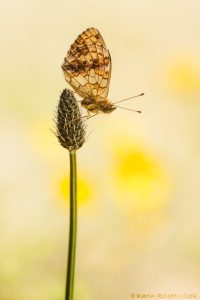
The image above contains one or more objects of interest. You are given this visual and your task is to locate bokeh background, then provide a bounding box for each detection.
[1,0,200,299]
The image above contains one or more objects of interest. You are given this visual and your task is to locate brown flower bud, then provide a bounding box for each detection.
[56,89,86,151]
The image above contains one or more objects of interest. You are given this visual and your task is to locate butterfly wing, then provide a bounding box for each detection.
[62,27,111,102]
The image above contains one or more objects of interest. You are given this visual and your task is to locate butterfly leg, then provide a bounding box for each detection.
[84,112,100,121]
[65,110,99,127]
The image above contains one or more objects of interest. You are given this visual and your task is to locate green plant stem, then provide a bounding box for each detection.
[65,151,77,300]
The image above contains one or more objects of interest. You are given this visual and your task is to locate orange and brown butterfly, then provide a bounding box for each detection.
[62,27,116,114]
[62,27,143,114]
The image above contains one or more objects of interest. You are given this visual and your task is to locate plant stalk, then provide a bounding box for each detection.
[65,151,77,300]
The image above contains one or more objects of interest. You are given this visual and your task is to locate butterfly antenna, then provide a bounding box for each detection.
[116,105,142,113]
[113,93,144,104]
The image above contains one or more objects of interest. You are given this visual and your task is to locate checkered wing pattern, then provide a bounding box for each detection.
[62,27,111,102]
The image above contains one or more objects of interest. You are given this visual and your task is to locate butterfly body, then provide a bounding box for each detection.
[62,27,113,114]
[81,97,116,113]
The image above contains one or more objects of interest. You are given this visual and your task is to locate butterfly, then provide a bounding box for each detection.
[62,27,143,114]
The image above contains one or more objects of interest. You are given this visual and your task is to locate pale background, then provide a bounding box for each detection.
[1,0,200,299]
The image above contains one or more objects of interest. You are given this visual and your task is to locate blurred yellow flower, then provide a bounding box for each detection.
[166,57,200,95]
[111,139,170,215]
[57,172,94,207]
